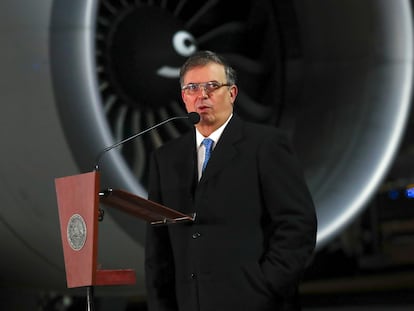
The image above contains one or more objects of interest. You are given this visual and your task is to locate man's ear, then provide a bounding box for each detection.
[230,85,238,103]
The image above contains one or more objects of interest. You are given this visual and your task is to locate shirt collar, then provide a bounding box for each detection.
[196,114,233,148]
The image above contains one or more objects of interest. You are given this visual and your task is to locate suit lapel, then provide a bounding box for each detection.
[199,115,244,183]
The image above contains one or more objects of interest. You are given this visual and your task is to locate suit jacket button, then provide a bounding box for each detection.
[192,232,201,239]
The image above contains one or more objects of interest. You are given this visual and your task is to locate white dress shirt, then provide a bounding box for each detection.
[196,114,233,179]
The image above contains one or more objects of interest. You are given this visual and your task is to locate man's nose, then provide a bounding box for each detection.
[198,87,209,97]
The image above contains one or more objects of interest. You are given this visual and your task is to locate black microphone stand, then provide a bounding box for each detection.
[86,286,95,311]
[94,113,199,171]
[85,113,199,310]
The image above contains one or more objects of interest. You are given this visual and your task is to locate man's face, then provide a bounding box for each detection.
[181,63,237,130]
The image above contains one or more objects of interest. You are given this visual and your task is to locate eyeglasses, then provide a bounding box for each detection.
[181,81,231,95]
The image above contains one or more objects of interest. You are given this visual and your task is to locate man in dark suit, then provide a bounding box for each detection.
[145,50,317,311]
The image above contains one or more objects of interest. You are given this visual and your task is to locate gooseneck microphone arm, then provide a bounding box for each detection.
[94,112,200,171]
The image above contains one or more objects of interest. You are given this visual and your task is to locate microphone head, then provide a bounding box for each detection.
[188,112,200,124]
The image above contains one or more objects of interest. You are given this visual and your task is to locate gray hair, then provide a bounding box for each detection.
[179,50,237,87]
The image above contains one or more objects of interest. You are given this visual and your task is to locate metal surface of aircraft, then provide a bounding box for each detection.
[1,0,413,304]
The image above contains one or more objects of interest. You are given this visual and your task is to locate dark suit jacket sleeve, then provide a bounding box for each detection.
[258,132,317,298]
[145,152,178,311]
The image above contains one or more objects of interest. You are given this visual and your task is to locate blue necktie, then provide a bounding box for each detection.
[202,138,214,172]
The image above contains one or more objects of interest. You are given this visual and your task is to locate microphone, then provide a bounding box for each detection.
[94,112,200,170]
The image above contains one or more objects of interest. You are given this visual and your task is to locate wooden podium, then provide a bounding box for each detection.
[55,171,195,309]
